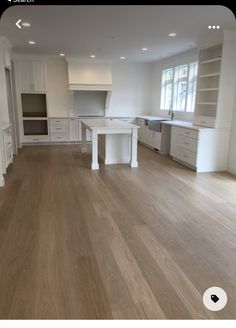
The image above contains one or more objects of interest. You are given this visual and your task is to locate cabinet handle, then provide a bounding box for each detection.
[55,128,62,130]
[184,141,189,145]
[185,131,190,135]
[33,138,40,141]
[183,154,188,158]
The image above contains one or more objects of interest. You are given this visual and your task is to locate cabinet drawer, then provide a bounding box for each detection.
[50,125,68,133]
[49,119,68,126]
[177,127,199,140]
[6,146,13,161]
[175,147,197,167]
[50,133,68,142]
[23,135,49,143]
[179,135,198,153]
[3,133,12,148]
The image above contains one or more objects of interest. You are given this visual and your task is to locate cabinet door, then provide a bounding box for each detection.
[16,60,33,91]
[170,127,179,157]
[69,118,78,141]
[32,60,46,92]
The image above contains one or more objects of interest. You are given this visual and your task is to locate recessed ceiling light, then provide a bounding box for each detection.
[216,25,220,29]
[208,25,212,29]
[22,22,31,27]
[60,53,65,56]
[168,33,176,37]
[142,47,148,51]
[90,54,96,58]
[120,56,125,59]
[28,41,36,45]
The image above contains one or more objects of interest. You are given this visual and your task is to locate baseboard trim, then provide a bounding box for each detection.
[104,157,130,165]
[22,141,91,146]
[227,165,236,175]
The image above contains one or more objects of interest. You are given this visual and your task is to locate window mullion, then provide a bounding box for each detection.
[185,64,190,112]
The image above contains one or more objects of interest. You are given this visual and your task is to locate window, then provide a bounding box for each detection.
[160,61,198,112]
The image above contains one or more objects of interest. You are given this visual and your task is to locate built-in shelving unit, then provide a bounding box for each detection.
[193,44,222,127]
[21,93,49,139]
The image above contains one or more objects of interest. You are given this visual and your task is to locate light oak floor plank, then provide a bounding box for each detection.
[0,144,236,319]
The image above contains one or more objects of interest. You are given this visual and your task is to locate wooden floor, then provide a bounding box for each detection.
[0,144,236,319]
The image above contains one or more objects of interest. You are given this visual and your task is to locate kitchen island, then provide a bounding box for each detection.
[80,118,139,170]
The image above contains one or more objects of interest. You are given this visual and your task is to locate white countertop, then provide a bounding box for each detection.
[162,120,213,130]
[80,118,139,130]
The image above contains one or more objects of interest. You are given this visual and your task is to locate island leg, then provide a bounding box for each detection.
[131,128,138,168]
[81,124,87,153]
[91,131,99,170]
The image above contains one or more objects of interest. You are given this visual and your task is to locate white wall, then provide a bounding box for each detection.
[227,91,236,175]
[46,58,69,117]
[47,59,152,117]
[150,48,198,121]
[108,63,152,116]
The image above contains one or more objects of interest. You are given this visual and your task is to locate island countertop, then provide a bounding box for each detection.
[80,118,139,130]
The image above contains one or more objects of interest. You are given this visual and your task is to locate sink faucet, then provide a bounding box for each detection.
[168,107,174,120]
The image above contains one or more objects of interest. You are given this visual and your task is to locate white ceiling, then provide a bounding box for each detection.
[0,5,235,63]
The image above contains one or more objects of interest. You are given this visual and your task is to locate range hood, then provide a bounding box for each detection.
[67,59,112,91]
[67,59,112,116]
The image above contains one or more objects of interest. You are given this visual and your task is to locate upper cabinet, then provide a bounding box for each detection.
[15,59,47,92]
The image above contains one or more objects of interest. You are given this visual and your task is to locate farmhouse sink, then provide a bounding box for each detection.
[148,119,169,132]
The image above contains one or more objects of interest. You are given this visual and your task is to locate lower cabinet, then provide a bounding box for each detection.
[49,118,69,142]
[2,126,13,171]
[137,118,162,150]
[170,126,229,172]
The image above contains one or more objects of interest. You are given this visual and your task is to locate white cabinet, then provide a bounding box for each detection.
[137,118,161,150]
[170,127,198,167]
[69,118,79,141]
[170,125,229,172]
[49,118,69,142]
[15,59,46,92]
[2,126,13,171]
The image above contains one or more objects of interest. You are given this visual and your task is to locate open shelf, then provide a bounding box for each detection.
[193,43,222,127]
[198,88,218,92]
[199,73,220,78]
[197,102,217,105]
[21,93,47,118]
[200,57,222,64]
[23,117,48,120]
[23,120,48,136]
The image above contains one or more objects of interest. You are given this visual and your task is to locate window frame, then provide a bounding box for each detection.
[160,61,198,113]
